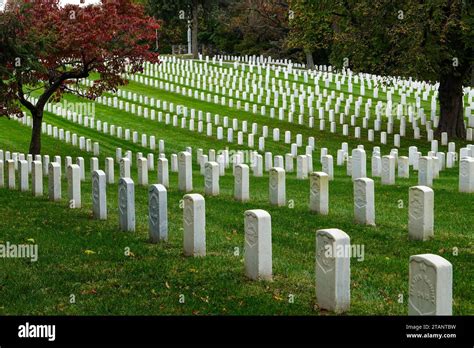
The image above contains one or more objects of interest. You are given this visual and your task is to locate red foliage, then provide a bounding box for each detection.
[2,0,160,115]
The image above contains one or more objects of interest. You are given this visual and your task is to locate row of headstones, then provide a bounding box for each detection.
[11,113,100,156]
[129,68,418,135]
[128,66,474,145]
[14,89,472,191]
[207,53,305,68]
[0,153,454,315]
[151,56,448,112]
[119,178,453,315]
[139,61,437,126]
[75,79,324,158]
[193,54,473,129]
[0,147,169,190]
[90,77,324,150]
[170,151,448,241]
[108,173,457,317]
[1,144,453,241]
[342,145,474,191]
[94,65,469,167]
[32,95,167,153]
[142,57,474,132]
[208,53,459,100]
[203,54,474,120]
[84,75,473,185]
[63,78,315,160]
[97,74,421,166]
[2,134,471,204]
[174,55,474,133]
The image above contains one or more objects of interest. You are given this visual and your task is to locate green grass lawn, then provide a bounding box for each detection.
[0,65,473,315]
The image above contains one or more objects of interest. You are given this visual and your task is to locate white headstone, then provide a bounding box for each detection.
[381,155,396,185]
[67,164,81,208]
[408,254,452,315]
[459,158,474,193]
[19,160,29,192]
[408,185,434,241]
[48,162,61,201]
[234,164,249,202]
[321,155,334,180]
[7,160,15,189]
[183,193,206,257]
[316,228,351,313]
[31,161,43,196]
[244,209,272,281]
[157,158,169,188]
[309,172,329,215]
[105,158,114,184]
[351,148,366,180]
[149,184,168,242]
[137,157,148,186]
[178,151,193,192]
[297,155,308,179]
[418,156,433,187]
[269,167,286,206]
[204,161,219,196]
[118,177,135,232]
[92,170,107,220]
[398,156,410,178]
[119,158,131,179]
[354,178,375,225]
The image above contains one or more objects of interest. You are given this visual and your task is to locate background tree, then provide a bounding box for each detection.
[146,0,188,54]
[147,0,224,58]
[0,0,159,155]
[147,0,292,58]
[287,0,335,69]
[329,0,473,139]
[227,0,290,57]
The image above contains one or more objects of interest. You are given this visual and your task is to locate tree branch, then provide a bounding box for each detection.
[16,73,36,114]
[37,64,93,110]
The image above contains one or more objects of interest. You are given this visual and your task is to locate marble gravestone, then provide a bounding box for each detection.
[408,254,452,315]
[178,151,193,192]
[148,184,168,242]
[244,209,272,281]
[183,193,206,257]
[118,177,135,232]
[353,178,375,225]
[234,164,250,202]
[309,172,329,215]
[316,228,351,313]
[408,186,434,241]
[269,167,286,206]
[92,170,107,220]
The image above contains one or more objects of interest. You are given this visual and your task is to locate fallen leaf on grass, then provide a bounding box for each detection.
[80,289,97,295]
[273,294,284,301]
[84,250,96,255]
[200,296,209,303]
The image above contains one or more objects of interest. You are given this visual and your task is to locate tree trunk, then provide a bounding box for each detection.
[29,109,43,155]
[436,72,466,139]
[192,0,199,59]
[305,50,315,70]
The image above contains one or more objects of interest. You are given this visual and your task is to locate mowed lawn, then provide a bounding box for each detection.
[0,70,473,315]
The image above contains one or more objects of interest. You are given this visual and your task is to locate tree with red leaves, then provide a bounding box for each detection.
[0,0,159,154]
